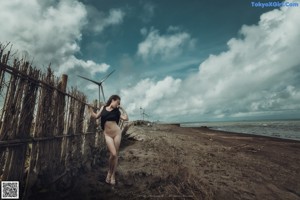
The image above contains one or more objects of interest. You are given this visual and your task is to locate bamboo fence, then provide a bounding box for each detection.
[0,43,105,199]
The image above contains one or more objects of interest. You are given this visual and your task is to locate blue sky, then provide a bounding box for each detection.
[78,0,276,80]
[1,0,300,122]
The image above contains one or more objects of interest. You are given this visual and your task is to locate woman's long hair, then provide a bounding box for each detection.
[105,95,121,106]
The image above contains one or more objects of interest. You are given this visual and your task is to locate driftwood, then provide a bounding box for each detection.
[0,43,105,199]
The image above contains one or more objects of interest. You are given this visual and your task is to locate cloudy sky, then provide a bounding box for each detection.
[1,0,300,122]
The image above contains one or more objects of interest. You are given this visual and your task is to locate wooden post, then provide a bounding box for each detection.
[54,74,67,176]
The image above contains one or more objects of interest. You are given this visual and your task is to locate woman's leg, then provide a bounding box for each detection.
[110,132,122,183]
[104,134,117,183]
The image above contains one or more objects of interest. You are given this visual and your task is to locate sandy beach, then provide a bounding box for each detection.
[31,123,300,200]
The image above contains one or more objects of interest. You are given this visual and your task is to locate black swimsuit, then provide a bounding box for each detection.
[100,106,121,130]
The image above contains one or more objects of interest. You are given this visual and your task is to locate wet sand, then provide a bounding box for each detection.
[35,123,300,200]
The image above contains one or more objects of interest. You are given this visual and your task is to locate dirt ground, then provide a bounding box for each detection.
[32,123,300,200]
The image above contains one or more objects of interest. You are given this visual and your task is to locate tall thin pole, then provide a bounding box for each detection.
[98,86,101,107]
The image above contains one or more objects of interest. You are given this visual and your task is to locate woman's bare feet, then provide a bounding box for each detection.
[110,175,116,185]
[105,172,111,184]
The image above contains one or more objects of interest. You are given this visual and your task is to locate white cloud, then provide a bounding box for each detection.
[86,7,125,33]
[167,26,181,32]
[60,56,110,75]
[140,2,155,23]
[137,27,195,60]
[123,5,300,122]
[120,76,181,118]
[140,27,148,36]
[0,0,118,78]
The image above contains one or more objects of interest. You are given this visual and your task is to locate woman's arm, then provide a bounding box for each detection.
[119,106,129,121]
[88,105,103,119]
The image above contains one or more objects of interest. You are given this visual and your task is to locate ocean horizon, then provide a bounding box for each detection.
[180,119,300,141]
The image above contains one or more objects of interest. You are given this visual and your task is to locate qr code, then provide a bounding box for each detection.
[1,181,19,199]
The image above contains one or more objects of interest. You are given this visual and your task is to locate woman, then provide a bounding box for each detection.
[88,95,128,185]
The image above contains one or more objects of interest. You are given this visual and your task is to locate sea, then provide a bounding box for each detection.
[180,119,300,141]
